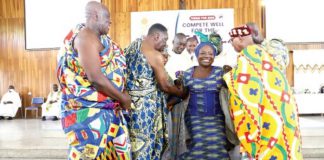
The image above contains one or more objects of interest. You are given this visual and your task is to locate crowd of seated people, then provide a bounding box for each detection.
[0,84,61,120]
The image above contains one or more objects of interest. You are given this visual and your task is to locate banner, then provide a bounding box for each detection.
[131,9,237,67]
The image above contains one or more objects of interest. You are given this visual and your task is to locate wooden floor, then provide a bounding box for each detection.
[0,115,323,159]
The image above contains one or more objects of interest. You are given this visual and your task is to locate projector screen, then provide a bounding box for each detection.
[24,0,100,50]
[265,0,324,43]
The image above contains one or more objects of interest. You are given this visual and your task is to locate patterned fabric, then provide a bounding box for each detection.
[58,24,126,110]
[57,24,131,159]
[125,38,168,160]
[261,39,289,73]
[194,31,223,55]
[63,108,131,160]
[168,99,189,160]
[162,72,189,160]
[223,45,303,160]
[180,66,229,160]
[229,25,252,37]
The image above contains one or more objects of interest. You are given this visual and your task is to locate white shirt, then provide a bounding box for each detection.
[182,49,199,67]
[212,44,238,67]
[165,50,196,80]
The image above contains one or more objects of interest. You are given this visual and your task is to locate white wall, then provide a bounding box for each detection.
[265,0,324,43]
[25,0,100,50]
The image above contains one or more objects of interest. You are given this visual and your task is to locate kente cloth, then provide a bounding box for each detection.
[223,45,303,160]
[180,66,229,160]
[41,91,62,117]
[124,38,168,160]
[57,23,131,160]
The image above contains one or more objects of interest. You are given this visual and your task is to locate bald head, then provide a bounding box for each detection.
[8,85,14,90]
[146,23,169,52]
[85,1,111,35]
[174,33,186,40]
[186,36,198,54]
[172,33,187,54]
[52,84,59,92]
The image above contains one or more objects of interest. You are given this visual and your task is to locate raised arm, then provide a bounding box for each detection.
[149,50,183,97]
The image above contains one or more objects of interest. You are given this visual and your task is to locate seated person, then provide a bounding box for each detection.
[320,85,324,93]
[0,85,22,120]
[41,84,61,121]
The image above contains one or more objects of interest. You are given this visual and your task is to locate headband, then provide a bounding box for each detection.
[194,31,221,57]
[194,42,218,58]
[229,25,252,37]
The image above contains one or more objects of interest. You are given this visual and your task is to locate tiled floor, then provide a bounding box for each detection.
[0,115,323,159]
[0,119,67,149]
[0,119,67,159]
[299,115,324,159]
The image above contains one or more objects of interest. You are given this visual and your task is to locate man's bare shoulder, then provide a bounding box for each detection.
[76,28,97,42]
[74,28,101,50]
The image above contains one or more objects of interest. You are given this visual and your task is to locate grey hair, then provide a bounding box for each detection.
[246,22,264,44]
[85,1,107,20]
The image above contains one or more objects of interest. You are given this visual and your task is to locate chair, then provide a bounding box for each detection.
[25,97,44,119]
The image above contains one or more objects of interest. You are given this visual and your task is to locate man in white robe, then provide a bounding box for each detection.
[166,33,195,79]
[41,84,61,121]
[0,85,21,120]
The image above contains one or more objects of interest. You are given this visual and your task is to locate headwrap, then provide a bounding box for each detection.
[194,42,218,58]
[229,25,252,37]
[194,31,221,57]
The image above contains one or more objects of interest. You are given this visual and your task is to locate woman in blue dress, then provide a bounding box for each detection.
[180,42,229,160]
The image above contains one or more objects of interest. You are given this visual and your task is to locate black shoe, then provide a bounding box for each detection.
[7,117,13,120]
[42,116,46,121]
[52,116,59,121]
[0,116,4,120]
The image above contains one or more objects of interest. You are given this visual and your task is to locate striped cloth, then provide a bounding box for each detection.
[180,66,229,160]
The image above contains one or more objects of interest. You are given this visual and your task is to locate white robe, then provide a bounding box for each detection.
[41,91,62,118]
[0,90,22,117]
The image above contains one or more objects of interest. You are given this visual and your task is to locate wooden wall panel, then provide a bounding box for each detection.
[0,0,59,118]
[286,51,294,87]
[3,0,319,118]
[185,0,263,27]
[285,43,324,87]
[287,43,324,51]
